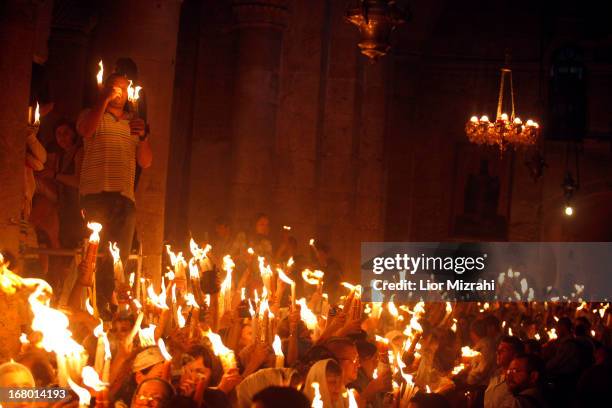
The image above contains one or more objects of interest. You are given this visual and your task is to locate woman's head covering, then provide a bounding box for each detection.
[235,367,296,408]
[303,359,347,408]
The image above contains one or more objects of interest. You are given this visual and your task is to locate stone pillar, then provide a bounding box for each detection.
[229,0,289,229]
[91,0,181,280]
[0,0,37,362]
[0,1,36,257]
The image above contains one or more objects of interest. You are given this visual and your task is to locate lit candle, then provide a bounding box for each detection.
[78,222,102,287]
[96,60,104,89]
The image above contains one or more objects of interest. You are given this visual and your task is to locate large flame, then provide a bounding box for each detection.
[345,389,358,408]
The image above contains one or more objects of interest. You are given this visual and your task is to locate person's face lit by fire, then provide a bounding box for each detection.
[133,380,172,408]
[215,223,230,239]
[326,370,343,404]
[55,124,76,151]
[360,352,378,378]
[106,76,129,109]
[335,345,360,385]
[255,216,270,236]
[496,341,516,369]
[506,358,537,394]
[111,319,132,342]
[239,325,253,348]
[179,357,211,397]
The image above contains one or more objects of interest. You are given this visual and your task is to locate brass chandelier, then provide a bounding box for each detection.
[465,62,540,150]
[346,0,408,61]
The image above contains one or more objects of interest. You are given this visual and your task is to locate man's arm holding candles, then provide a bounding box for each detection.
[77,85,119,138]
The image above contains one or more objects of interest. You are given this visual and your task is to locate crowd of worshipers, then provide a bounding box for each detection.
[2,256,611,408]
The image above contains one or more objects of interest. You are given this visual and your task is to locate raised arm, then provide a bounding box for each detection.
[77,86,119,138]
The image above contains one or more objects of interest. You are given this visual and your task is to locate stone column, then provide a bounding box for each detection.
[91,0,181,280]
[0,1,36,257]
[229,0,289,229]
[0,0,37,362]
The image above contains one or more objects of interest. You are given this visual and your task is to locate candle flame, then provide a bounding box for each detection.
[309,238,315,246]
[297,298,318,330]
[189,239,211,260]
[81,366,108,392]
[272,335,283,357]
[127,80,142,103]
[345,389,358,408]
[87,222,102,243]
[176,306,186,329]
[188,258,200,280]
[34,103,40,125]
[133,299,142,309]
[108,242,120,264]
[147,282,168,310]
[96,60,103,85]
[287,257,294,267]
[129,272,135,287]
[387,301,399,318]
[452,363,466,375]
[166,245,186,267]
[301,269,324,285]
[68,377,92,406]
[138,324,157,347]
[283,225,291,231]
[247,247,254,255]
[184,293,200,308]
[85,298,94,316]
[311,382,323,408]
[158,339,172,361]
[547,328,557,340]
[426,385,431,393]
[461,346,481,358]
[204,329,233,356]
[277,268,294,286]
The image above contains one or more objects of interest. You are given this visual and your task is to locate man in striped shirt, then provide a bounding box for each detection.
[77,73,152,319]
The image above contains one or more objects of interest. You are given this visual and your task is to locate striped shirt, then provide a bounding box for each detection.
[78,110,138,202]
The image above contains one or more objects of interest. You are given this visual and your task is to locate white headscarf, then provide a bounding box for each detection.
[235,367,296,408]
[303,359,348,408]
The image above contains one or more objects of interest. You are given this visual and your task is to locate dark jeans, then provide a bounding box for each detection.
[80,192,136,312]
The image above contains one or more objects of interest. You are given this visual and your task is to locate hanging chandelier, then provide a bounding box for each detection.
[465,61,540,150]
[346,0,408,61]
